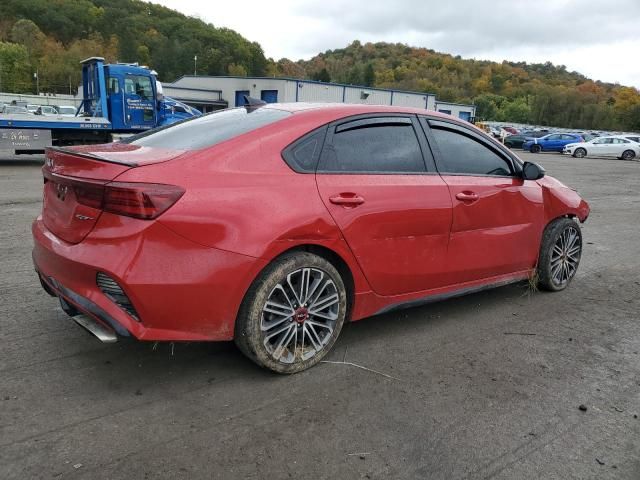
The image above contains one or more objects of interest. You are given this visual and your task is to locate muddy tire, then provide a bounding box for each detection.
[537,218,583,292]
[235,252,347,374]
[573,148,586,158]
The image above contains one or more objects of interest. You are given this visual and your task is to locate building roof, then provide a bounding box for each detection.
[169,75,437,99]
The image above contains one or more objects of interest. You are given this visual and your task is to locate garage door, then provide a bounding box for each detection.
[235,90,250,107]
[260,90,278,103]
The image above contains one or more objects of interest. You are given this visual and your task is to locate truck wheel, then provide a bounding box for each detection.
[530,144,542,153]
[573,148,586,158]
[235,252,347,374]
[537,218,582,292]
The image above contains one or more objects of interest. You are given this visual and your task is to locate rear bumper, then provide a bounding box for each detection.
[32,215,266,341]
[37,271,131,339]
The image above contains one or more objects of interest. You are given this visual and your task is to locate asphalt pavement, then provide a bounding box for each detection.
[1,150,638,479]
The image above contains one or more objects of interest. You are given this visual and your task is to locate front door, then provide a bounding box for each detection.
[421,118,545,285]
[590,137,614,155]
[123,74,156,129]
[316,116,452,296]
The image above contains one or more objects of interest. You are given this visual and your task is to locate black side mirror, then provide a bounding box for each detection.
[522,161,545,180]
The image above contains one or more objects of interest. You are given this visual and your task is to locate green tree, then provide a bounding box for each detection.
[312,68,331,83]
[363,63,375,87]
[0,42,31,93]
[502,98,531,123]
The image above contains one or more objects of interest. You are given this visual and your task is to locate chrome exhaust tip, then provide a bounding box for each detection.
[73,314,118,343]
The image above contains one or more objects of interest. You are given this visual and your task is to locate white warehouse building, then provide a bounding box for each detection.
[163,75,475,121]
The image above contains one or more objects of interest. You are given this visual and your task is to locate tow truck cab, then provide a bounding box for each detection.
[81,57,200,132]
[81,57,158,132]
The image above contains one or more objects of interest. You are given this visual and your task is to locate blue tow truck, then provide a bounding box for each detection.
[0,57,200,153]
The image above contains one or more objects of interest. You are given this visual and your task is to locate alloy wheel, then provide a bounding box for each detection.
[622,150,635,160]
[550,226,581,287]
[261,267,340,364]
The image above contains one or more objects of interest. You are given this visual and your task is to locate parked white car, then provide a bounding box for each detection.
[56,105,77,117]
[563,136,640,160]
[34,105,59,116]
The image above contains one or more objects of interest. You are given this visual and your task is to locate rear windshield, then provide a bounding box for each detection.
[125,107,291,150]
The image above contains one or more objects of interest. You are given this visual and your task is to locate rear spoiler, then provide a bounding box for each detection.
[46,146,138,167]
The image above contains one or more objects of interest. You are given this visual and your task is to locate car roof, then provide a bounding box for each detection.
[262,102,454,119]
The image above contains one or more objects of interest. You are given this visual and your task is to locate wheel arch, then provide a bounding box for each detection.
[541,184,590,224]
[574,147,587,157]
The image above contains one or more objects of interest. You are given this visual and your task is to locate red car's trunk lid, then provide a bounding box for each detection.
[42,144,185,244]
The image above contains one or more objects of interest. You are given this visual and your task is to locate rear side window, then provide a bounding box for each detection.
[282,128,326,172]
[319,118,425,173]
[126,107,291,150]
[430,127,513,176]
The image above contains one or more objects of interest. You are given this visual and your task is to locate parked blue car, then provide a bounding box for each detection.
[522,133,584,153]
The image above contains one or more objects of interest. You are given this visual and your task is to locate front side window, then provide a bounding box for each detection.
[319,119,425,173]
[125,75,153,100]
[546,134,561,141]
[430,127,513,176]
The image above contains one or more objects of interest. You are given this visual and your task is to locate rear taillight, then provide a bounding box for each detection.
[44,170,184,219]
[102,182,185,219]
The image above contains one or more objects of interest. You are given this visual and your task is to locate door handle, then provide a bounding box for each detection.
[455,191,479,202]
[329,193,365,206]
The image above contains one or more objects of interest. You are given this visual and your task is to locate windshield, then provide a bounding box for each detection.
[125,107,291,150]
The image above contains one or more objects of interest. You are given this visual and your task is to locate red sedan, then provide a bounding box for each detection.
[32,103,589,373]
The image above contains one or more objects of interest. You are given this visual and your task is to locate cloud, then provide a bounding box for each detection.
[292,0,640,55]
[153,0,640,86]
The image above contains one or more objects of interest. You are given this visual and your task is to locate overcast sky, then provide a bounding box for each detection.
[155,0,640,87]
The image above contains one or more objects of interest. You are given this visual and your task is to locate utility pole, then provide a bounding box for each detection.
[194,55,197,76]
[34,69,39,95]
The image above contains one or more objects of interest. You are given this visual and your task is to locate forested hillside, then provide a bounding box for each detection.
[285,41,640,131]
[0,1,639,130]
[0,0,267,93]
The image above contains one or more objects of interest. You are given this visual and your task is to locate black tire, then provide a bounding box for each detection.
[530,144,542,153]
[622,150,636,161]
[505,142,513,149]
[537,218,583,292]
[573,148,586,158]
[235,252,347,374]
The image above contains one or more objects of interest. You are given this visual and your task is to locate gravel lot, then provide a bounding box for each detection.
[1,150,639,479]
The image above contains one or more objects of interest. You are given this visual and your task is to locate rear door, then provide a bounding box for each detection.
[612,138,632,156]
[315,115,453,296]
[421,118,544,284]
[543,134,563,151]
[561,134,581,150]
